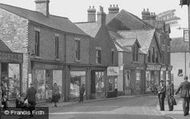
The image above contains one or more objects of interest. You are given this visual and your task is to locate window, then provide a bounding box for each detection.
[152,47,155,63]
[75,39,80,61]
[55,35,59,59]
[132,45,138,61]
[156,51,159,63]
[35,30,40,56]
[148,50,151,62]
[96,48,102,64]
[111,50,114,64]
[178,69,183,77]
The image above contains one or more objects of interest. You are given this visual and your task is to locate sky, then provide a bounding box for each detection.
[0,0,188,38]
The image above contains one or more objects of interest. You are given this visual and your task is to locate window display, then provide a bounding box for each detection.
[70,71,86,100]
[136,70,141,91]
[35,70,46,101]
[95,72,105,98]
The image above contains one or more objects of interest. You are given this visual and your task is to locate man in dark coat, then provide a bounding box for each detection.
[25,83,37,117]
[157,80,166,111]
[79,84,85,103]
[175,76,190,116]
[166,79,174,111]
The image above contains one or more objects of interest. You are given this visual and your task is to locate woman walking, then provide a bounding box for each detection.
[52,83,60,107]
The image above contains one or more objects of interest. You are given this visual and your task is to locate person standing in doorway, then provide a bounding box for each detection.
[166,79,175,111]
[25,83,37,117]
[175,76,190,116]
[79,84,85,103]
[157,80,166,111]
[1,83,7,110]
[52,83,60,107]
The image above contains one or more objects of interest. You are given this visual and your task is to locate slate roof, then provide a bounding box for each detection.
[75,22,100,38]
[106,9,153,30]
[0,3,87,36]
[118,29,155,54]
[171,37,189,53]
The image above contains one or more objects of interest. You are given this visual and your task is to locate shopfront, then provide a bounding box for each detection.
[91,68,107,99]
[107,67,119,91]
[145,64,161,92]
[69,71,86,100]
[31,62,63,102]
[0,52,23,100]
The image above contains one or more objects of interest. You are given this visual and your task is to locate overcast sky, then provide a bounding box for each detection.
[0,0,188,38]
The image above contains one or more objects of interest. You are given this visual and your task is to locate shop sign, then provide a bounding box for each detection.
[136,67,144,70]
[146,64,161,71]
[161,66,167,71]
[0,52,22,63]
[107,67,119,76]
[167,66,173,71]
[34,63,64,69]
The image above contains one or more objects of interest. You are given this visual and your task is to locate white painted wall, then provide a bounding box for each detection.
[171,52,190,89]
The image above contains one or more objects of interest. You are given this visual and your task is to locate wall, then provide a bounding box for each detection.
[171,52,190,89]
[0,8,29,93]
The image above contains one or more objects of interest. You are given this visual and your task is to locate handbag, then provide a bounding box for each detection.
[170,96,177,105]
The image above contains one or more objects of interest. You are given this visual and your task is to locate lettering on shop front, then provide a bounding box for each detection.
[0,52,22,63]
[146,65,161,70]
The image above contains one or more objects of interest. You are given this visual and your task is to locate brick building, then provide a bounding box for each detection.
[75,6,118,99]
[0,0,91,102]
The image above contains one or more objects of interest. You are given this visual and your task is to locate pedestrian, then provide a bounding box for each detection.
[25,82,37,117]
[1,83,7,110]
[52,83,60,107]
[175,76,190,116]
[79,84,85,103]
[157,80,166,111]
[166,79,175,111]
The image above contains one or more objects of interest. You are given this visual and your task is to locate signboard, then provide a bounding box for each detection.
[0,52,23,63]
[146,64,161,71]
[183,29,189,42]
[107,67,119,76]
[161,66,167,71]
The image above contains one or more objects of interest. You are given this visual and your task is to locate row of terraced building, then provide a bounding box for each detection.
[0,0,172,102]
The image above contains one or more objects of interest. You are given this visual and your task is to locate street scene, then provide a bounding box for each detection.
[0,0,190,119]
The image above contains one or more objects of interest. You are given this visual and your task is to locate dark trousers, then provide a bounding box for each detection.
[159,97,165,111]
[28,101,36,116]
[183,97,189,115]
[79,94,84,103]
[167,97,173,111]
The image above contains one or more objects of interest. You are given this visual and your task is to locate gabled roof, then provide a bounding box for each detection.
[75,22,100,38]
[171,37,189,53]
[106,9,153,30]
[118,29,155,54]
[0,3,87,36]
[109,31,143,53]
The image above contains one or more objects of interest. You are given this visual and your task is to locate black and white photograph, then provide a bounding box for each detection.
[0,0,189,119]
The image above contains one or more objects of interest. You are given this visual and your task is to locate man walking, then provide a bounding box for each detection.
[166,79,175,111]
[79,84,85,103]
[157,80,166,111]
[25,83,37,117]
[175,76,190,116]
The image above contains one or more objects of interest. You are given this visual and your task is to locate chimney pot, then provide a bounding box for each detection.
[87,5,96,22]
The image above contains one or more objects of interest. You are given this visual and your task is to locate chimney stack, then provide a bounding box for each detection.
[108,4,119,14]
[142,8,156,20]
[97,6,106,26]
[87,6,96,22]
[35,0,50,16]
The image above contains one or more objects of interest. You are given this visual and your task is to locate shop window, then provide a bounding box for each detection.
[95,72,105,98]
[35,30,40,56]
[70,71,86,100]
[55,35,59,59]
[96,48,102,64]
[75,39,80,61]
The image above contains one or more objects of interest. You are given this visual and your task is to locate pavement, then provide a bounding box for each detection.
[157,96,190,119]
